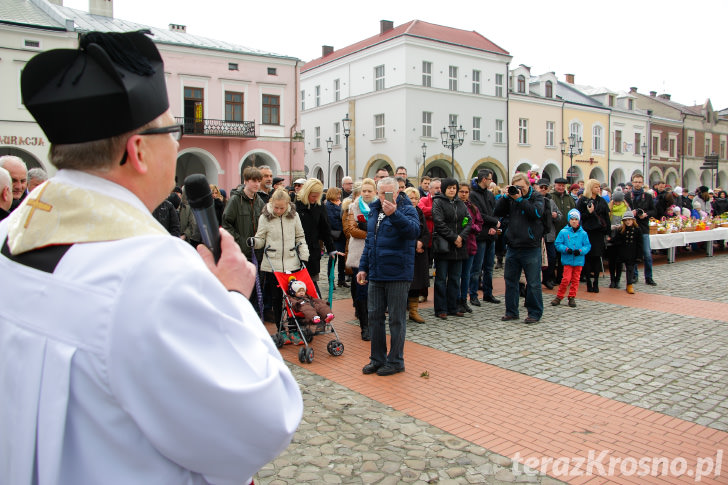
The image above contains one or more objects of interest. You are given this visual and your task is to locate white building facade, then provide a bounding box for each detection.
[300,20,512,187]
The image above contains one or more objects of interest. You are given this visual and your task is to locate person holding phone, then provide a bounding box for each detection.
[358,177,420,376]
[493,173,546,324]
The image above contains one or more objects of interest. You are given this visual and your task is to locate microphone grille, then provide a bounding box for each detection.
[184,173,212,209]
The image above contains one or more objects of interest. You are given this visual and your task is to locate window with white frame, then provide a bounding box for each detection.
[546,121,555,147]
[495,119,504,143]
[374,114,385,139]
[545,81,553,98]
[315,126,321,149]
[422,111,432,137]
[495,73,504,97]
[705,136,712,156]
[472,117,481,141]
[593,125,603,151]
[334,79,340,101]
[652,135,659,156]
[628,99,634,110]
[422,61,432,87]
[721,140,726,159]
[635,133,641,154]
[315,85,320,107]
[449,66,458,91]
[300,90,305,111]
[334,122,340,145]
[374,65,385,91]
[687,135,694,156]
[570,122,582,142]
[518,118,528,144]
[472,70,481,94]
[449,114,458,127]
[670,138,676,158]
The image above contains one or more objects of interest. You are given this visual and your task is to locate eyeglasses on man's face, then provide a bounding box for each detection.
[120,125,183,165]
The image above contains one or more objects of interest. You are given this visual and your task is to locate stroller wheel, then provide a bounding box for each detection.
[327,340,344,356]
[299,347,314,363]
[271,333,284,348]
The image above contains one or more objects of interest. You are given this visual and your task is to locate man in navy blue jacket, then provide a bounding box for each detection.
[494,172,546,323]
[357,177,420,376]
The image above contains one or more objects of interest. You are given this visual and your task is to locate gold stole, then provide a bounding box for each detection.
[6,181,168,255]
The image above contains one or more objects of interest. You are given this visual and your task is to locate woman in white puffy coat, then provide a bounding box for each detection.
[252,189,309,323]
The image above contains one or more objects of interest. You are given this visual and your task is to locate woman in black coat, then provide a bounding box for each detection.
[404,187,430,323]
[431,178,471,319]
[325,187,348,287]
[576,179,611,293]
[296,179,336,295]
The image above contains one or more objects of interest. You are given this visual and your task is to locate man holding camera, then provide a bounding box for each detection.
[494,173,546,323]
[624,174,657,286]
[358,177,420,376]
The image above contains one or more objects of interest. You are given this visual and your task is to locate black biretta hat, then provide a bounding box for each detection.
[21,30,169,144]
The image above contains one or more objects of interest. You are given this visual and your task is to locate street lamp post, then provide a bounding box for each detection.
[440,122,465,177]
[326,137,333,188]
[641,141,648,179]
[342,114,351,177]
[420,143,427,178]
[560,134,584,183]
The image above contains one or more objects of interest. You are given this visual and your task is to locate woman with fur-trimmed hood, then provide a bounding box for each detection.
[252,189,309,325]
[252,189,309,273]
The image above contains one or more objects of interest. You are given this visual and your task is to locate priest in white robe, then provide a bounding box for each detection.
[0,30,302,485]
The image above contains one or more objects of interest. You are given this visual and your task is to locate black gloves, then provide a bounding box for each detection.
[566,248,573,254]
[573,249,581,256]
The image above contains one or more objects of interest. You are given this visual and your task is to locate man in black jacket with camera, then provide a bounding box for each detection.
[623,174,657,286]
[494,173,545,324]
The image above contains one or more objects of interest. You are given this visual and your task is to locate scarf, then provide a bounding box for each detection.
[358,196,371,220]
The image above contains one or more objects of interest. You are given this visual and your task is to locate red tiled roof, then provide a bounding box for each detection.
[302,20,509,72]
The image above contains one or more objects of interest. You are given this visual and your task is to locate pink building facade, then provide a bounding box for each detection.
[1,0,305,194]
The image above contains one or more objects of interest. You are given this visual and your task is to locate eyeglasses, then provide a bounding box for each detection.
[120,125,183,165]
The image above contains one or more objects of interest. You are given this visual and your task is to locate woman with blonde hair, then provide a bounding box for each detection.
[295,178,337,295]
[251,189,309,336]
[344,178,376,340]
[576,178,610,293]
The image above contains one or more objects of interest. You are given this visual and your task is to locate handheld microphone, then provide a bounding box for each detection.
[184,174,221,263]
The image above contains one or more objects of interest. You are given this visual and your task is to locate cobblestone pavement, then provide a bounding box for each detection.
[257,252,728,484]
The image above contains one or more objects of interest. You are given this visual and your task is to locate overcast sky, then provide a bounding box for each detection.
[65,0,728,109]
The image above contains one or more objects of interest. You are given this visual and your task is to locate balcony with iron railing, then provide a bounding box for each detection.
[175,117,256,138]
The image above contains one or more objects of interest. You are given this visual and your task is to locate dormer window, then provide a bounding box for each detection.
[545,81,553,98]
[628,99,634,110]
[608,95,615,107]
[517,75,526,94]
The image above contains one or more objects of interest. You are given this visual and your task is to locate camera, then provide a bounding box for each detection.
[507,185,520,196]
[586,199,593,208]
[635,208,644,217]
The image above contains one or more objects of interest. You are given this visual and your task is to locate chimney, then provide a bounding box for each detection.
[649,91,657,97]
[169,24,187,33]
[322,45,334,57]
[629,87,638,93]
[658,93,671,100]
[380,20,394,34]
[88,0,113,17]
[565,73,575,84]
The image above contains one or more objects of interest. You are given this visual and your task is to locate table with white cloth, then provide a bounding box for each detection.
[649,227,728,262]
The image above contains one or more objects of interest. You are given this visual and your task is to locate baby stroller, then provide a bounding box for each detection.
[265,245,344,364]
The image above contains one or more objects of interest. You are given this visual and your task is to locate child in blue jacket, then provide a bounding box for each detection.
[552,209,591,307]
